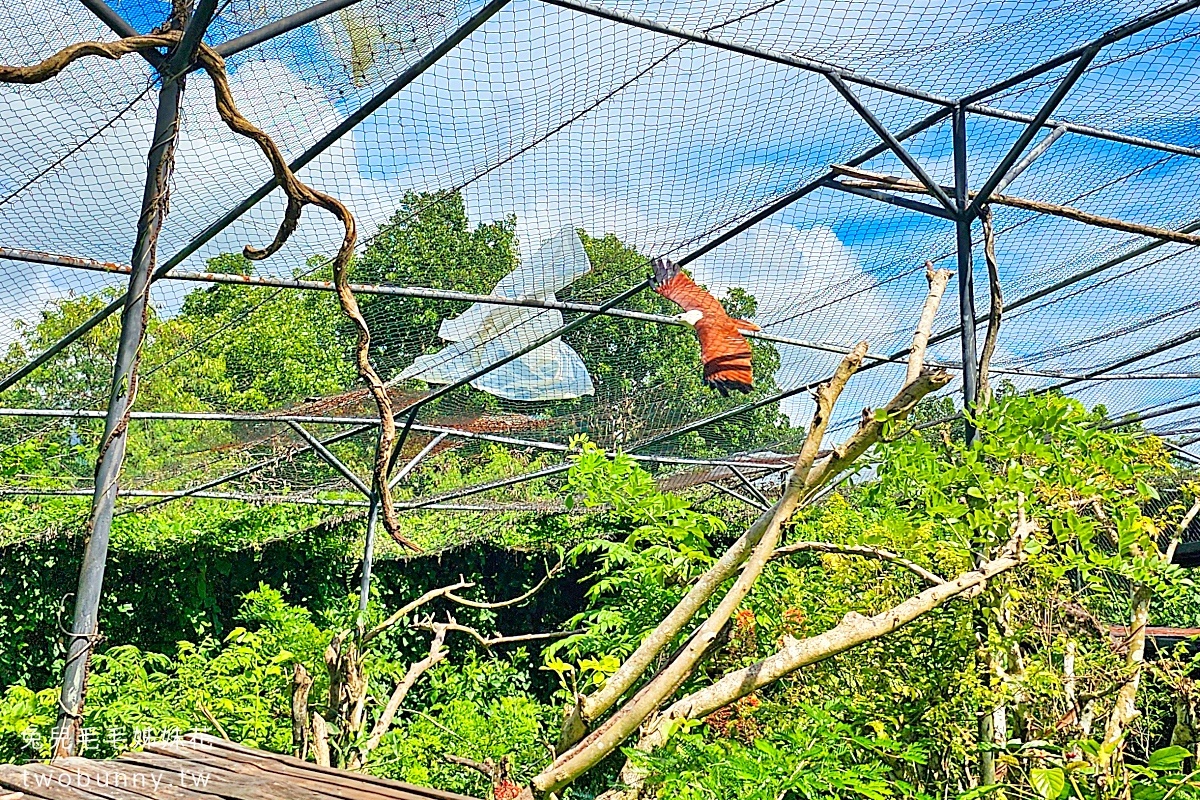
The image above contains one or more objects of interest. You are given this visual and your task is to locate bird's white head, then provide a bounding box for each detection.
[677,309,704,327]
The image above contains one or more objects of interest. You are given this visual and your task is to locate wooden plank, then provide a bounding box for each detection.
[117,750,331,800]
[0,765,83,800]
[164,745,408,800]
[182,735,479,800]
[55,759,224,800]
[20,763,172,800]
[141,746,348,800]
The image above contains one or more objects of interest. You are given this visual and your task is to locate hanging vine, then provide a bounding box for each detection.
[0,31,417,550]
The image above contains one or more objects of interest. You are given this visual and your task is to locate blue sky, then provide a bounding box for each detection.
[2,0,1200,448]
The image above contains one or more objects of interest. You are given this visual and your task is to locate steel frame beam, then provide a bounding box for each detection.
[826,74,957,212]
[215,0,362,57]
[953,105,980,440]
[820,179,955,220]
[53,0,218,757]
[286,420,370,495]
[543,0,1200,159]
[78,0,164,68]
[967,48,1100,218]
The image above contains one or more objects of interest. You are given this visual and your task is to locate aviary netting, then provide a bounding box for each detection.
[2,0,1200,759]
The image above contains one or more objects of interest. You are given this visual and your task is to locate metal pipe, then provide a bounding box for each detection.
[52,19,194,755]
[216,0,362,57]
[286,420,370,495]
[121,423,376,514]
[390,432,449,490]
[1044,325,1200,392]
[953,105,979,444]
[539,0,955,107]
[0,487,569,512]
[820,179,955,220]
[964,105,1200,159]
[0,0,513,396]
[405,462,573,509]
[0,407,790,468]
[957,0,1200,106]
[170,0,220,74]
[994,124,1069,195]
[967,48,1099,218]
[78,0,164,67]
[542,0,1200,161]
[357,486,381,612]
[826,74,957,212]
[1100,397,1200,430]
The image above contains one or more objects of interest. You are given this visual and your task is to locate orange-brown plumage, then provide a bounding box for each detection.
[651,257,760,396]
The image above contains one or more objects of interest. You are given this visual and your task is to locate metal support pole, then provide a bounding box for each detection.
[994,124,1069,196]
[52,25,194,754]
[358,476,381,614]
[953,105,979,444]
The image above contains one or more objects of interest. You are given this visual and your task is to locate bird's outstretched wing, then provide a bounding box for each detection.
[651,257,759,396]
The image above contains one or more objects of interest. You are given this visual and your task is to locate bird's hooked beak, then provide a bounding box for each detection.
[676,309,704,327]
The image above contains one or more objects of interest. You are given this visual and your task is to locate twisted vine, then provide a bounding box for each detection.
[1,32,418,550]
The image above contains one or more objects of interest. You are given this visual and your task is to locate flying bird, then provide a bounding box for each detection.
[651,256,760,396]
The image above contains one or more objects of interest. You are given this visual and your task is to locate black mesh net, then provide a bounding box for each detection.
[2,0,1200,541]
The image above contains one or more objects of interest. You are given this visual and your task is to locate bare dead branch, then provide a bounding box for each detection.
[291,663,313,760]
[423,619,582,650]
[535,344,869,796]
[362,580,473,644]
[311,712,331,768]
[445,556,565,609]
[772,540,946,586]
[639,517,1035,753]
[908,262,953,387]
[363,623,450,755]
[977,206,1004,405]
[1166,498,1200,564]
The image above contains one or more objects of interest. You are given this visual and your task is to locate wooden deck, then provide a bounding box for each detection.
[0,733,479,800]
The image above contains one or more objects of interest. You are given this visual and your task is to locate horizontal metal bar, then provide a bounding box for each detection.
[542,0,1200,160]
[0,246,910,361]
[0,486,567,512]
[1100,397,1200,429]
[0,407,789,469]
[964,104,1200,159]
[405,462,573,509]
[820,179,956,220]
[215,0,361,56]
[540,0,955,107]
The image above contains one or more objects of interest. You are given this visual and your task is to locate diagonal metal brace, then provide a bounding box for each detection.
[826,73,957,213]
[967,48,1099,218]
[287,420,370,496]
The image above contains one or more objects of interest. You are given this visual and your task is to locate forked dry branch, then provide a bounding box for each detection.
[519,263,1037,800]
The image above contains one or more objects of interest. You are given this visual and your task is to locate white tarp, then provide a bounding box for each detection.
[397,226,596,401]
